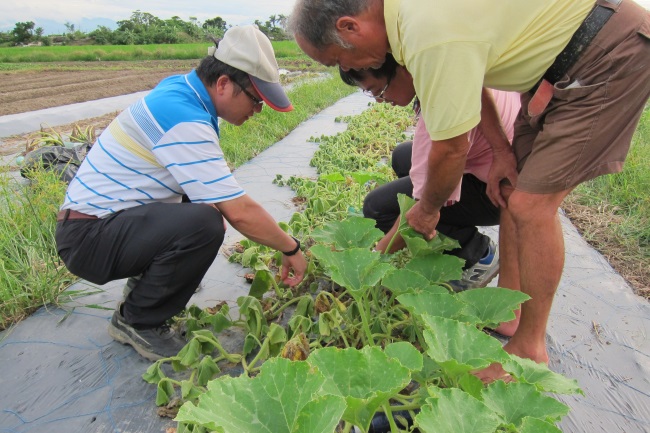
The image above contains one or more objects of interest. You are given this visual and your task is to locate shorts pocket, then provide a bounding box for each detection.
[638,13,650,40]
[553,78,608,102]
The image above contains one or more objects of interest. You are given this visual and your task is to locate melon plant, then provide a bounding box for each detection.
[141,104,582,432]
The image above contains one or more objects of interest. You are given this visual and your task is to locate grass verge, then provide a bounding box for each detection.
[0,41,327,72]
[0,74,355,331]
[0,168,75,330]
[563,105,649,298]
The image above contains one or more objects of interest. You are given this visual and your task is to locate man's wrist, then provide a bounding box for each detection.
[282,236,301,256]
[418,199,441,214]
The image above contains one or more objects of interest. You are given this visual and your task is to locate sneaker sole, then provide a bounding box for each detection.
[476,268,500,288]
[108,322,163,362]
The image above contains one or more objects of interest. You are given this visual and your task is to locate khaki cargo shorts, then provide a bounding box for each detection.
[513,0,650,194]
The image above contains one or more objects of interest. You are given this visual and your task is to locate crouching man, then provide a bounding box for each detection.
[55,25,306,361]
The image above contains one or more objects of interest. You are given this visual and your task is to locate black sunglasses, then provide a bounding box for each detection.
[232,78,263,107]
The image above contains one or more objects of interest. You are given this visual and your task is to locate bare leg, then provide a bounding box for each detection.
[476,188,571,382]
[493,195,521,337]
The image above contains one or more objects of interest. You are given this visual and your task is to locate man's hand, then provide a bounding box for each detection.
[487,148,518,208]
[405,201,441,241]
[280,251,307,286]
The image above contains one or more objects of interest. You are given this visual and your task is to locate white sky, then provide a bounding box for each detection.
[1,0,649,34]
[0,0,299,33]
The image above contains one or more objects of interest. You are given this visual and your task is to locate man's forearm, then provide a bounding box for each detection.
[418,134,469,213]
[480,88,512,154]
[214,197,297,252]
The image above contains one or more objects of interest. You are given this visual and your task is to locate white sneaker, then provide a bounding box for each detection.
[449,240,499,292]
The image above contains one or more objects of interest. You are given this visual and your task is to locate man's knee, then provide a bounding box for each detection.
[507,190,569,225]
[194,205,226,246]
[362,191,381,220]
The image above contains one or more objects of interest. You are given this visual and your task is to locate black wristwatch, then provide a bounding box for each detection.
[282,236,301,256]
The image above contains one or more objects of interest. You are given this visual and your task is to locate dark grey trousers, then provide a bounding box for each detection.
[55,202,225,328]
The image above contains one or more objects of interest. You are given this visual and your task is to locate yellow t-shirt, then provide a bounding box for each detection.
[385,0,595,140]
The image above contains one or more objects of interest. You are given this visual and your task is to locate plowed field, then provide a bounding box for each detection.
[0,60,199,116]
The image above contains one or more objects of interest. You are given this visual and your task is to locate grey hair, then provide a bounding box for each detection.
[289,0,371,49]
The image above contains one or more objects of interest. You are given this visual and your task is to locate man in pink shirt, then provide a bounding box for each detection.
[340,54,521,292]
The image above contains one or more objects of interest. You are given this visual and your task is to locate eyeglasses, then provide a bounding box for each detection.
[232,78,264,107]
[362,77,392,102]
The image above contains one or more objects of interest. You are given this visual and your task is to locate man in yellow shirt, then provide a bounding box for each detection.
[290,0,650,381]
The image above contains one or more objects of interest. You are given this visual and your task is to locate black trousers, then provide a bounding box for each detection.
[363,141,500,268]
[55,202,225,328]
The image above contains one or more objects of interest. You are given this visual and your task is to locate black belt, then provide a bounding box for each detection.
[528,0,620,116]
[543,0,620,85]
[57,209,99,222]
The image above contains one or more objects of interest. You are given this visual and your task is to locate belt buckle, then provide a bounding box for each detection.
[528,79,554,117]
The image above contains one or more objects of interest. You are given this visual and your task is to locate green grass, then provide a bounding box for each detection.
[0,74,354,331]
[0,40,305,63]
[0,168,75,331]
[222,75,356,167]
[569,105,650,258]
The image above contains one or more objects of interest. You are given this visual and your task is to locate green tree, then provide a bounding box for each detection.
[203,16,227,32]
[88,25,115,45]
[11,21,35,44]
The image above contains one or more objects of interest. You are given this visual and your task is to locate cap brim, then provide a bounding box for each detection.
[250,76,293,112]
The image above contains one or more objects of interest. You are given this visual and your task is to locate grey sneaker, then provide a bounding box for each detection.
[449,240,500,292]
[108,305,187,361]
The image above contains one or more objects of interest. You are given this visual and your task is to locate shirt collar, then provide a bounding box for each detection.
[384,0,404,65]
[185,69,220,136]
[185,70,218,119]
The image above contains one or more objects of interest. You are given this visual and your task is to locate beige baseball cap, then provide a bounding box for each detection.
[209,25,293,112]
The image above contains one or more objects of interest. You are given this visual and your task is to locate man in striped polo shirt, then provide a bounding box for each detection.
[55,25,307,362]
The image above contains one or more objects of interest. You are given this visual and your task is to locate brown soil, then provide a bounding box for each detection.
[0,60,199,116]
[0,60,198,157]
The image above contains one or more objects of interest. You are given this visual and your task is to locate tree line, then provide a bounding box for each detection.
[0,11,290,46]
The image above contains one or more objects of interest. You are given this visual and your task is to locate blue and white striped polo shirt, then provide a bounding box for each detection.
[61,70,245,217]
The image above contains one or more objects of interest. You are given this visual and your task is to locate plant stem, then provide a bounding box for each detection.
[381,403,401,433]
[267,296,302,319]
[384,216,402,253]
[354,295,375,346]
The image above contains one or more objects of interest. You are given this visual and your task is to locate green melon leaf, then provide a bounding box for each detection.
[248,270,274,299]
[519,416,563,433]
[415,388,500,433]
[503,355,584,395]
[196,355,220,386]
[381,268,431,295]
[421,315,509,377]
[455,287,530,328]
[397,293,468,321]
[349,171,385,185]
[404,255,464,284]
[385,341,424,372]
[307,346,411,431]
[310,246,394,296]
[175,357,346,433]
[320,172,346,182]
[311,217,384,250]
[481,381,570,427]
